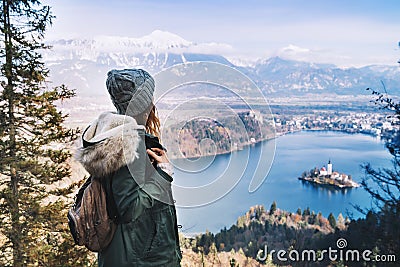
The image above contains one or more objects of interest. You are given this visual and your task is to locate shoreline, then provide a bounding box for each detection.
[171,128,384,160]
[171,135,276,160]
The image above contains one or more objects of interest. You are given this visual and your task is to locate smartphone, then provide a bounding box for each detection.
[145,134,166,167]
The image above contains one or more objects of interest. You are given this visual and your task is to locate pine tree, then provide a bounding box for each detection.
[0,1,91,266]
[327,213,336,229]
[269,201,277,215]
[296,208,302,216]
[302,207,311,216]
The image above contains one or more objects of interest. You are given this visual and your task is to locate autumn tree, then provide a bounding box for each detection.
[336,213,345,230]
[0,0,90,266]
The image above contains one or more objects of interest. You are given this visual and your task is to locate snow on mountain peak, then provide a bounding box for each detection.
[50,30,192,52]
[44,31,234,62]
[141,30,192,48]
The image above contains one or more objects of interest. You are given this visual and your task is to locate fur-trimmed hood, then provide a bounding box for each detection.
[75,112,145,177]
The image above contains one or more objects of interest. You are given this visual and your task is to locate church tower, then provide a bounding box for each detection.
[327,160,333,175]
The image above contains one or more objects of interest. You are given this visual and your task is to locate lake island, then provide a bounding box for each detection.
[298,160,360,189]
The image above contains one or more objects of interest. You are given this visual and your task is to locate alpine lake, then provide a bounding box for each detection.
[173,131,392,234]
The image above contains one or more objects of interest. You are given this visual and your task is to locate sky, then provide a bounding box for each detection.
[43,0,400,67]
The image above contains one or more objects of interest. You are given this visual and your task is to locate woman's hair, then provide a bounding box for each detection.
[146,105,160,137]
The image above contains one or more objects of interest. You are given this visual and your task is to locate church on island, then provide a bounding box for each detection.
[299,160,360,189]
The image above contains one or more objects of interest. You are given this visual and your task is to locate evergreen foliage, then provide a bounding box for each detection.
[327,213,336,229]
[0,0,91,265]
[269,201,277,215]
[191,203,337,265]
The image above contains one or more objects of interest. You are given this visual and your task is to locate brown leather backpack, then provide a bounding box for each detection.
[67,176,119,252]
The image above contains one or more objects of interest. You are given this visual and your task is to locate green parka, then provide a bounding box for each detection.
[76,112,182,267]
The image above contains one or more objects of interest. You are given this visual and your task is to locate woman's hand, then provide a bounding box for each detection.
[146,147,169,164]
[147,148,174,176]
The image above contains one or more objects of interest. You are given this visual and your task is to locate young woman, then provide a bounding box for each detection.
[76,69,181,266]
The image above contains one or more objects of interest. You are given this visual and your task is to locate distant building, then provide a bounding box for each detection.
[327,160,332,175]
[299,159,359,188]
[320,167,328,176]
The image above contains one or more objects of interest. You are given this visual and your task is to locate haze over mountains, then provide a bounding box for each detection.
[43,30,400,97]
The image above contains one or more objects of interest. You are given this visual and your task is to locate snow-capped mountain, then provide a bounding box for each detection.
[253,57,400,95]
[44,30,234,62]
[43,31,400,97]
[44,31,237,95]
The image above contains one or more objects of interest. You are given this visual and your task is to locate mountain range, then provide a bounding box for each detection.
[43,30,400,97]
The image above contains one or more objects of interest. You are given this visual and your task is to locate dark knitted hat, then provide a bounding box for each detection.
[106,69,155,116]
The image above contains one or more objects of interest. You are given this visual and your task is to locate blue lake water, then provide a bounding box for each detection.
[173,131,392,234]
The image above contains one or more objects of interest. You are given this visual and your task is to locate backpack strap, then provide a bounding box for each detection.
[100,176,122,224]
[75,176,92,206]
